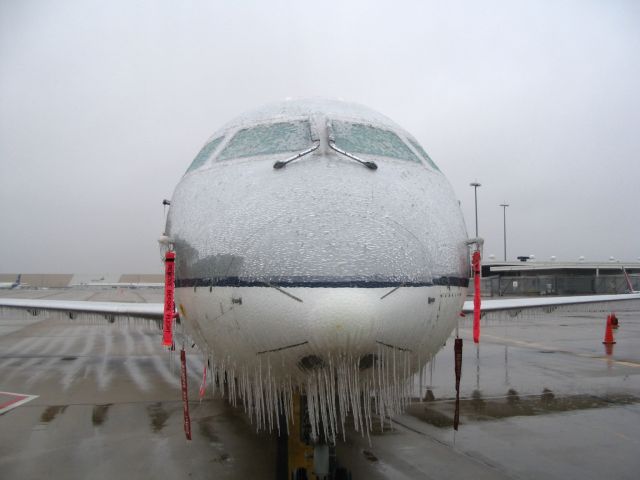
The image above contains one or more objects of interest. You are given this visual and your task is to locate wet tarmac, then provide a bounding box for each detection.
[1,288,639,479]
[0,288,276,479]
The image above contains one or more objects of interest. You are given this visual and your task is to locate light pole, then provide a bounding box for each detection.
[500,203,509,261]
[469,182,481,237]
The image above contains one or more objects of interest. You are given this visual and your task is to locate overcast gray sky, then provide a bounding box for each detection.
[1,0,639,273]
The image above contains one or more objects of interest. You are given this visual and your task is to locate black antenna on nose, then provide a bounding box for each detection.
[162,199,171,224]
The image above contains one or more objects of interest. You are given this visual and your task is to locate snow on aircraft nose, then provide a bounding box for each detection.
[238,207,433,284]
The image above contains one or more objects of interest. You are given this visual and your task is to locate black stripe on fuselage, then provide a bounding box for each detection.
[175,276,469,289]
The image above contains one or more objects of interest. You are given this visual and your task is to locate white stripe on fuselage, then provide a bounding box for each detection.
[175,285,466,379]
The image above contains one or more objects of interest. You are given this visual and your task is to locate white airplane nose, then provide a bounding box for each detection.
[305,288,380,353]
[159,98,475,442]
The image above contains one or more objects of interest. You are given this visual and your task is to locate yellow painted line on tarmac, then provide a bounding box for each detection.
[475,332,640,368]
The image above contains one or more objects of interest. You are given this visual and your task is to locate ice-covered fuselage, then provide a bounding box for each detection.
[165,99,469,434]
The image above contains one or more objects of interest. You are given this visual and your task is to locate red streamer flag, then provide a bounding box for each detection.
[180,349,192,440]
[472,250,482,343]
[453,338,463,430]
[163,251,176,347]
[199,363,208,400]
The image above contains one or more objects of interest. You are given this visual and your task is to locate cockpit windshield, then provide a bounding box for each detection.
[331,121,420,163]
[218,120,313,161]
[186,136,224,173]
[407,137,440,171]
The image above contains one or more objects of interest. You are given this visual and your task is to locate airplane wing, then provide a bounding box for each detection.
[3,293,640,319]
[0,298,163,320]
[463,293,640,314]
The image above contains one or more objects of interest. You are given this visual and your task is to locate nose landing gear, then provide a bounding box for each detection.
[277,393,352,480]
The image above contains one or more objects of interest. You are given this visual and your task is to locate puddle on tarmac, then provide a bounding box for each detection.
[92,404,113,426]
[214,453,232,463]
[197,416,221,443]
[362,450,379,462]
[407,390,639,428]
[147,402,170,432]
[196,415,232,462]
[40,405,68,423]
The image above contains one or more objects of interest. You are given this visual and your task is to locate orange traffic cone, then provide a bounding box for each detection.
[603,315,616,345]
[610,313,619,329]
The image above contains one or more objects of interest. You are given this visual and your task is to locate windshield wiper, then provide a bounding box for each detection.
[273,142,320,169]
[328,142,378,170]
[327,121,378,170]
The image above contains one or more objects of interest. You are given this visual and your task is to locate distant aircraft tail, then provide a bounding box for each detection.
[13,274,21,288]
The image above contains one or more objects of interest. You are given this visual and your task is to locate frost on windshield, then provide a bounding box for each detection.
[407,137,440,171]
[218,120,312,161]
[185,136,224,173]
[332,121,420,163]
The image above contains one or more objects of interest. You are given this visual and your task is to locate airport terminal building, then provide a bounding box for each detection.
[2,261,639,297]
[480,260,640,297]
